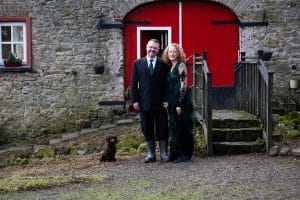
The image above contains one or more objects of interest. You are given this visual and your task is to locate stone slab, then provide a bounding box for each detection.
[99,124,116,130]
[49,138,62,145]
[80,128,98,135]
[8,145,32,151]
[291,148,300,157]
[61,132,80,141]
[116,119,135,125]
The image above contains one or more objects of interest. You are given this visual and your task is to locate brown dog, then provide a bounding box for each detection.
[100,135,118,162]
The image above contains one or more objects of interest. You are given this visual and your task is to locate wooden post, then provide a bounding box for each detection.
[202,51,207,61]
[206,72,213,156]
[241,52,246,61]
[266,71,274,153]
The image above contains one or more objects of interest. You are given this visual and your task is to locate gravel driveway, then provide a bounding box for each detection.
[2,154,299,200]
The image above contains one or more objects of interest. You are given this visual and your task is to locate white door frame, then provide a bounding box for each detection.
[136,26,172,59]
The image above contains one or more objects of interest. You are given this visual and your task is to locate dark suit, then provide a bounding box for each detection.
[131,57,169,141]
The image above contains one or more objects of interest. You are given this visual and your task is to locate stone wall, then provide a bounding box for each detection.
[0,0,299,142]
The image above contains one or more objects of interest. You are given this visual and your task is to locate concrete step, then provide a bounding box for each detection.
[213,141,264,155]
[212,127,263,142]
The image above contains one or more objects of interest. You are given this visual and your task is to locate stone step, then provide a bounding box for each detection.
[212,110,261,129]
[212,119,261,129]
[213,141,264,155]
[212,127,263,142]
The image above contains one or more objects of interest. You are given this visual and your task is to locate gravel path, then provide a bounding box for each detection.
[2,154,299,200]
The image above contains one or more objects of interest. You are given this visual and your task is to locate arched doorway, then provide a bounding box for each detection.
[124,1,239,108]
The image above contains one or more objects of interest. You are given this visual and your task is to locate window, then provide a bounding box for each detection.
[0,17,31,70]
[0,23,26,64]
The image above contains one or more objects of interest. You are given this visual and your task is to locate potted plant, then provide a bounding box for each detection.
[3,52,22,67]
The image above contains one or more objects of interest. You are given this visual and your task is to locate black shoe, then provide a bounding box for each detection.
[174,155,190,163]
[145,141,156,163]
[144,156,156,163]
[159,141,169,162]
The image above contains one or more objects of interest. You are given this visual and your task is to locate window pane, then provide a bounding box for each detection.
[13,26,23,42]
[13,44,23,60]
[2,44,12,59]
[1,26,11,42]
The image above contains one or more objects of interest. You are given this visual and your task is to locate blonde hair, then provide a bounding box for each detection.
[162,43,186,66]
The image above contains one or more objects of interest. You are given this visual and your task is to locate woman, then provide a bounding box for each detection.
[162,43,194,163]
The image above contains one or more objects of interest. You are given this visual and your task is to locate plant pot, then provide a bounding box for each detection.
[257,51,273,61]
[290,79,300,89]
[262,52,273,61]
[4,61,22,67]
[94,65,105,74]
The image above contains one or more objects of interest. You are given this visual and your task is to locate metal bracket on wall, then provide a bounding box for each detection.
[97,18,151,30]
[211,10,268,27]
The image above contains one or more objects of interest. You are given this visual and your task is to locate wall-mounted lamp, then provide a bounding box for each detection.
[290,65,299,89]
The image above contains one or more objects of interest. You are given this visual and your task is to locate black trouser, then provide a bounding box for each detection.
[140,110,168,142]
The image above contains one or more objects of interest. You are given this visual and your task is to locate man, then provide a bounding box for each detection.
[131,39,169,163]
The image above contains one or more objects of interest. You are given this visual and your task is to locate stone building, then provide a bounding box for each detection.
[0,0,299,142]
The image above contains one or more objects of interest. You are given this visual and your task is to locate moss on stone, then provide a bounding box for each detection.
[117,127,145,156]
[32,146,55,159]
[137,142,147,153]
[69,143,85,155]
[10,150,32,165]
[193,125,207,157]
[273,111,300,140]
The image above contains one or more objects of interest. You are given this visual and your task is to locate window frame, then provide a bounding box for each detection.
[0,17,31,70]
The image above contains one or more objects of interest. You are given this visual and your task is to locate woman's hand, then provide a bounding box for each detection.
[133,102,140,111]
[176,106,182,115]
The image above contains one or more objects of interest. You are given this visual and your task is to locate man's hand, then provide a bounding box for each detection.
[133,102,140,111]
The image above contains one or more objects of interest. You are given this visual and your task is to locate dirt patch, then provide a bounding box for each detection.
[0,122,299,199]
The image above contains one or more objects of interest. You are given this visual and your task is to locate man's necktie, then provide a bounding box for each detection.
[149,59,154,75]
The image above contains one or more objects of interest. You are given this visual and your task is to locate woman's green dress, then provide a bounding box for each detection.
[167,62,194,162]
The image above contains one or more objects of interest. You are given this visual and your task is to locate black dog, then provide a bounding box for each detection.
[100,135,118,162]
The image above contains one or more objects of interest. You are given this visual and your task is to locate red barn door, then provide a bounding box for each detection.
[123,2,179,93]
[182,1,238,86]
[124,1,239,108]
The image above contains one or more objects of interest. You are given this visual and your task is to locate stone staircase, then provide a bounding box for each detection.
[212,110,265,155]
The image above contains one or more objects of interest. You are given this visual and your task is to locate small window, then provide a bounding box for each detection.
[0,17,31,71]
[0,22,26,64]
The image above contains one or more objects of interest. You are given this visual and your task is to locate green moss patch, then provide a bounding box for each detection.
[117,126,145,156]
[32,146,55,159]
[273,111,300,140]
[0,174,108,193]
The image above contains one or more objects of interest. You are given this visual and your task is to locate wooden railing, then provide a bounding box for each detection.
[192,51,213,155]
[235,51,274,153]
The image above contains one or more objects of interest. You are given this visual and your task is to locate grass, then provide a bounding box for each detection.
[0,153,109,195]
[0,173,108,193]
